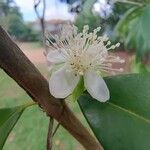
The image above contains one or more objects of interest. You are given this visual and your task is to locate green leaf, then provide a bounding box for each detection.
[114,6,142,39]
[72,77,85,102]
[78,74,150,150]
[0,102,35,150]
[130,56,150,74]
[115,4,150,61]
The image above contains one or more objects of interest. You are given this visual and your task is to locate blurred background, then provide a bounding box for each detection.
[0,0,150,150]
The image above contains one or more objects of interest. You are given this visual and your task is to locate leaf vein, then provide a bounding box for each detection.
[108,102,150,124]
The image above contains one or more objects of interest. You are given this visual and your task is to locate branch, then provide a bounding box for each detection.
[34,0,47,52]
[0,26,103,150]
[47,117,54,150]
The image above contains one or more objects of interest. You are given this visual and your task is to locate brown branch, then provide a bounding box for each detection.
[34,0,46,36]
[34,0,47,52]
[0,26,103,150]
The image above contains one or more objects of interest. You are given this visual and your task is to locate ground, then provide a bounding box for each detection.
[0,42,131,150]
[17,42,45,64]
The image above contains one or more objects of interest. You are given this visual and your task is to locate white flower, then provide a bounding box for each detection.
[46,24,124,102]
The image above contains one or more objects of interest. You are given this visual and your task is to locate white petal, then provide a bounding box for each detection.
[49,67,80,98]
[84,72,110,102]
[47,50,66,64]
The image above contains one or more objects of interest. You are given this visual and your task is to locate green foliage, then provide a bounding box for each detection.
[0,0,9,16]
[114,2,150,61]
[75,0,101,32]
[103,3,133,37]
[7,14,27,39]
[0,14,40,41]
[0,103,33,150]
[0,0,40,41]
[130,56,150,74]
[79,74,150,150]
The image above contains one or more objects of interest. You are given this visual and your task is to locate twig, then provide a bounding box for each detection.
[34,0,47,53]
[47,117,54,150]
[52,123,60,137]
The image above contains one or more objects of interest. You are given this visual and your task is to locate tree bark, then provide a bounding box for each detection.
[0,26,103,150]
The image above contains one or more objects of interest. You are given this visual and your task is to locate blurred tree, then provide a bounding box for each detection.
[0,0,15,16]
[0,0,40,41]
[0,0,9,16]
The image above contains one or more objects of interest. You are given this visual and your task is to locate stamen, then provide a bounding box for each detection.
[47,24,125,76]
[116,42,120,47]
[106,41,111,46]
[100,66,124,72]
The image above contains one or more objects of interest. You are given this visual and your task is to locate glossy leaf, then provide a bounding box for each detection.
[0,103,34,150]
[79,74,150,150]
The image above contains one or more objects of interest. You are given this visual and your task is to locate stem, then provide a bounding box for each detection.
[52,123,60,137]
[115,0,143,6]
[47,117,54,150]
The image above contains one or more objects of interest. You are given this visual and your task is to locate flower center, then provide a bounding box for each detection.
[68,53,92,75]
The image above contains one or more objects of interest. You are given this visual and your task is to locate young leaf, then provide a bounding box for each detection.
[0,102,35,150]
[72,77,85,102]
[79,74,150,150]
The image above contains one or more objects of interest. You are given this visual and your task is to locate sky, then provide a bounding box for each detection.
[93,0,112,18]
[15,0,74,21]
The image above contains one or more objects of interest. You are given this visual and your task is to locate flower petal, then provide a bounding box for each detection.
[49,66,80,98]
[47,50,66,64]
[84,72,110,102]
